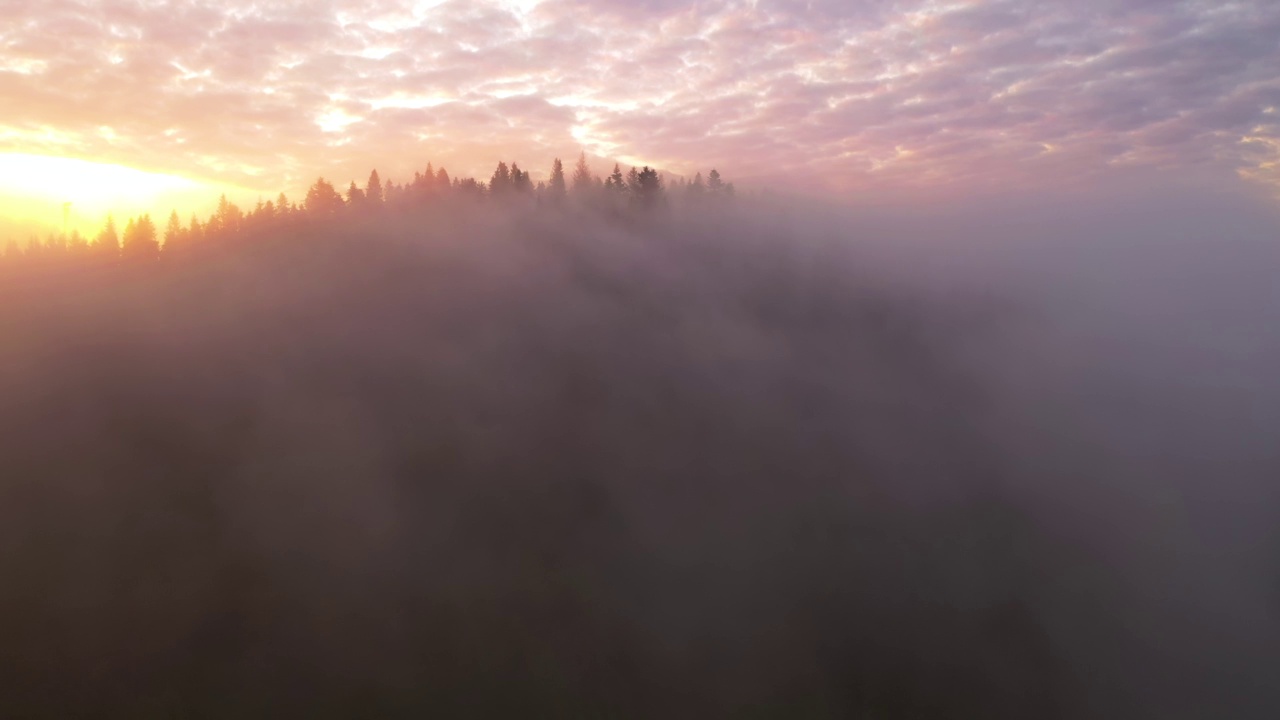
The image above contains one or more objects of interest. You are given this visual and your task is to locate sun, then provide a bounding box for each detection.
[0,153,221,237]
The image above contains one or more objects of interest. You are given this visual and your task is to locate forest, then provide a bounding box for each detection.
[0,156,1278,719]
[0,154,734,268]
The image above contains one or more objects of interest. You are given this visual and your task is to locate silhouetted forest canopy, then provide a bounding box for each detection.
[0,154,735,268]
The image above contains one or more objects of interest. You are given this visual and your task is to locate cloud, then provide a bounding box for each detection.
[1,0,1277,200]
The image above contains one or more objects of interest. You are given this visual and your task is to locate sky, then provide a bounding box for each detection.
[1,0,1279,233]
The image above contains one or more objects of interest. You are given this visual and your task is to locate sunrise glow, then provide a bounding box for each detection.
[1,0,1277,241]
[0,153,242,238]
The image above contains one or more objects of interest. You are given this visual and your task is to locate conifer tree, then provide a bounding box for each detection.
[490,161,512,196]
[606,164,626,194]
[548,158,567,203]
[688,171,705,201]
[571,152,594,194]
[96,215,119,258]
[122,214,159,261]
[366,170,383,205]
[707,169,724,195]
[164,210,182,250]
[634,166,663,209]
[511,163,533,194]
[304,177,344,215]
[347,181,365,206]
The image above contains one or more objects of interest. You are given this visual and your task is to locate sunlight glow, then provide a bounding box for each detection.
[316,108,364,132]
[1,58,47,75]
[0,154,231,236]
[0,154,196,204]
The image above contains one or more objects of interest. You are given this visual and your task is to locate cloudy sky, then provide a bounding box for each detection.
[1,0,1279,226]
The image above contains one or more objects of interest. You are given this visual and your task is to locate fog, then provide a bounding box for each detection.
[1,185,1277,717]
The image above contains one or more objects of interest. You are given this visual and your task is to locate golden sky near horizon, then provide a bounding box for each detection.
[2,0,1279,236]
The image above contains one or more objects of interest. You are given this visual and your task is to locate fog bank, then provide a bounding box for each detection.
[0,187,1277,718]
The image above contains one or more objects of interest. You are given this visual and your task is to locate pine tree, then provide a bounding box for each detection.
[347,181,365,206]
[634,166,663,209]
[305,177,344,215]
[490,161,512,196]
[164,210,182,251]
[688,171,705,201]
[511,163,533,194]
[548,158,567,203]
[607,164,626,194]
[208,194,244,238]
[122,213,159,261]
[366,170,383,205]
[707,168,724,195]
[96,215,119,258]
[571,152,593,194]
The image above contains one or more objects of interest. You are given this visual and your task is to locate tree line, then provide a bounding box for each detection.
[1,153,735,268]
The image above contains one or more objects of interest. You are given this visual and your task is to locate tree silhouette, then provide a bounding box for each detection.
[304,177,344,215]
[511,163,533,195]
[571,152,593,195]
[548,158,567,204]
[164,211,182,251]
[206,194,244,238]
[490,161,512,197]
[0,153,739,263]
[122,214,159,261]
[605,164,626,195]
[634,167,663,209]
[707,169,724,195]
[95,215,119,258]
[347,181,366,206]
[188,215,204,245]
[688,172,705,202]
[276,193,292,220]
[422,163,436,193]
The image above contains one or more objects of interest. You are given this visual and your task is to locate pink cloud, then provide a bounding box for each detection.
[0,0,1277,200]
